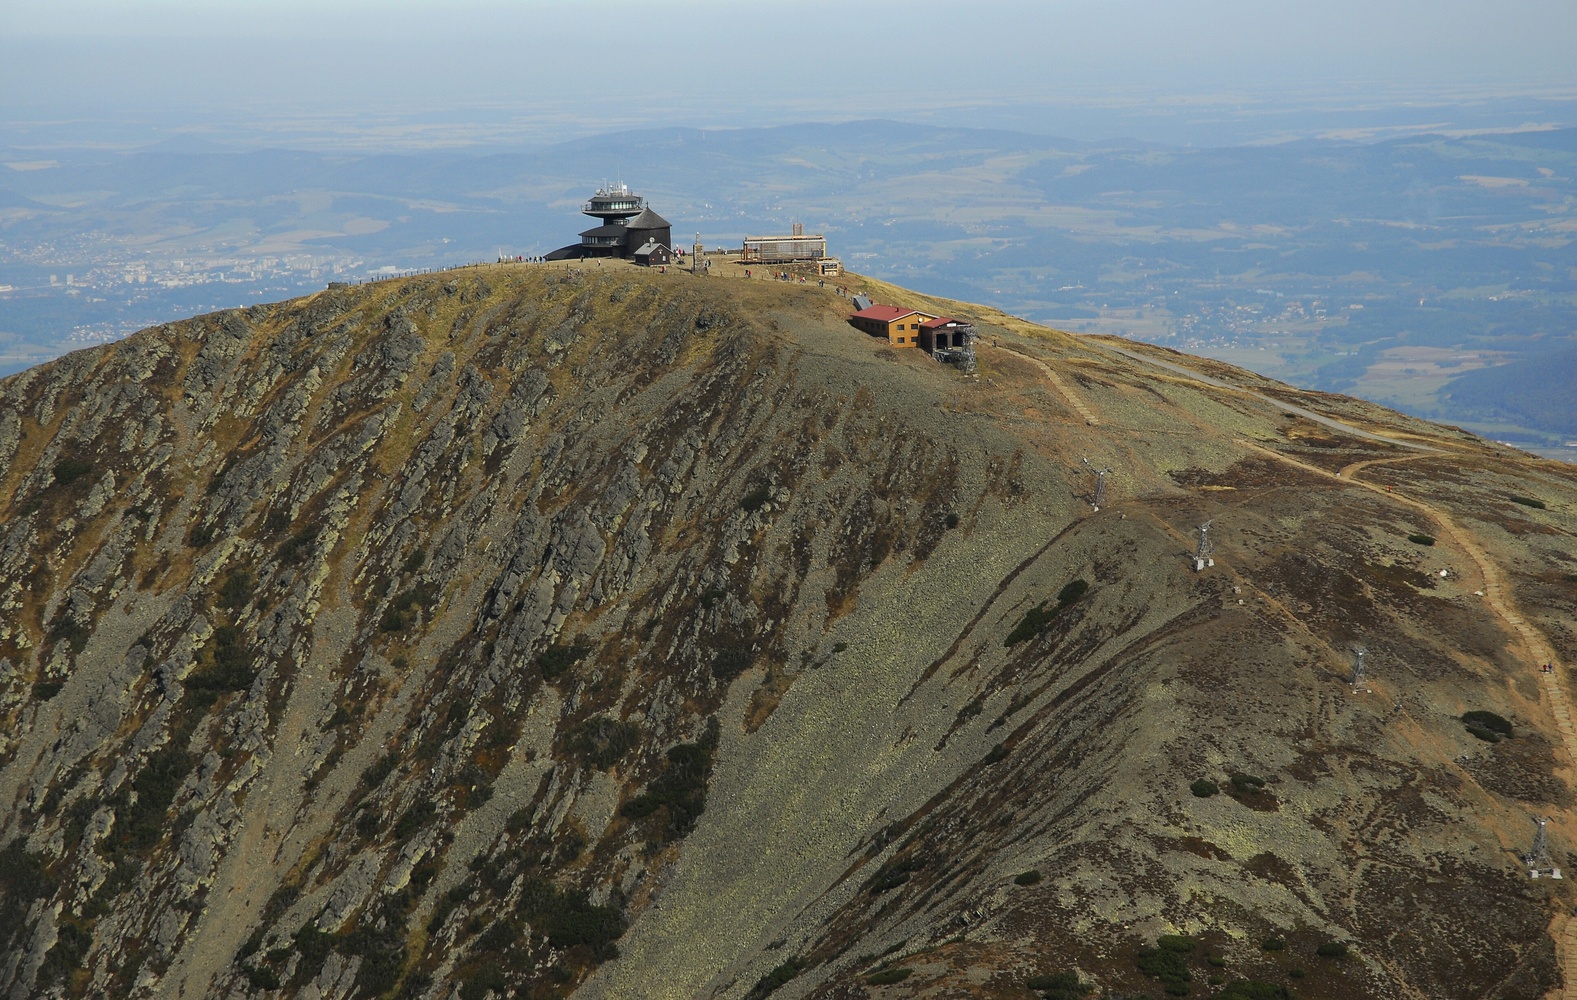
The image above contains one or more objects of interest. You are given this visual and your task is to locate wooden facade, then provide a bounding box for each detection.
[849,305,938,348]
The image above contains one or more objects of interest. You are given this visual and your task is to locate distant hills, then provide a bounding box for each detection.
[1,118,1573,452]
[1445,344,1577,438]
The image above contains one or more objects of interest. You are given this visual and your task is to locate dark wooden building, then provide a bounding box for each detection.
[632,241,673,266]
[545,183,674,261]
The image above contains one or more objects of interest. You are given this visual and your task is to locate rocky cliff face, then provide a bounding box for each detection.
[1,264,1575,1000]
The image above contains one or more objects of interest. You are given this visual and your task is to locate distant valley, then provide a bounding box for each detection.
[1,118,1574,457]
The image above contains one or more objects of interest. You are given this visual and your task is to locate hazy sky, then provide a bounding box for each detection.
[4,0,1576,142]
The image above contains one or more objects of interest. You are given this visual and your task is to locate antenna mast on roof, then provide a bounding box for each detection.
[1526,816,1562,878]
[1192,521,1215,572]
[1080,458,1112,512]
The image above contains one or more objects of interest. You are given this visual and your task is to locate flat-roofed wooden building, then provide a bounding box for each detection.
[849,304,937,348]
[741,223,829,264]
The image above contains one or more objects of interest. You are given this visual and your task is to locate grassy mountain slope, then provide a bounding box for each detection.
[1,263,1575,1000]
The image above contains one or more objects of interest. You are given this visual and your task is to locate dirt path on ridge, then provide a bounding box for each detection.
[1234,440,1576,998]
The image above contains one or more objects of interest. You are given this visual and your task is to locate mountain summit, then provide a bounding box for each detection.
[1,263,1574,999]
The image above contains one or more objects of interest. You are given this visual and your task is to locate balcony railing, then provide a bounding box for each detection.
[584,198,644,213]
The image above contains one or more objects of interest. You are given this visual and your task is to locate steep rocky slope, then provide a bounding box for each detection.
[1,262,1575,1000]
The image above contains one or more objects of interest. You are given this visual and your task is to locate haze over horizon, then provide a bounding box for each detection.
[4,0,1577,148]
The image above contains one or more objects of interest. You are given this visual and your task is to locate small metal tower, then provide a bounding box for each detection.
[1527,816,1562,878]
[1081,458,1112,512]
[1350,645,1368,692]
[1192,521,1215,571]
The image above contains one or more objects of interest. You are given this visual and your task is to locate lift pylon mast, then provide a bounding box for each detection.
[1080,458,1112,512]
[1192,521,1215,572]
[1526,816,1562,878]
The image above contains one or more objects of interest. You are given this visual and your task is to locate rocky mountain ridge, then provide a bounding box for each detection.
[1,263,1575,1000]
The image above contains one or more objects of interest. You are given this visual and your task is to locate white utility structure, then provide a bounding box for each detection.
[1192,521,1215,571]
[1527,817,1562,879]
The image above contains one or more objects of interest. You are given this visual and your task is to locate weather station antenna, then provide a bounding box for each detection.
[1526,816,1562,879]
[1080,458,1112,512]
[1192,521,1215,572]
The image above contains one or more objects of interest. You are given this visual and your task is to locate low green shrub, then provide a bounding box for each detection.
[1158,935,1198,953]
[1461,710,1512,737]
[117,744,195,848]
[187,624,256,692]
[867,853,927,894]
[865,967,912,985]
[1260,937,1286,951]
[748,956,807,997]
[379,581,439,633]
[983,742,1009,764]
[621,719,720,839]
[0,839,55,930]
[241,964,281,990]
[1407,533,1435,546]
[1229,773,1266,793]
[52,457,93,487]
[1209,981,1293,1000]
[1014,869,1043,886]
[474,918,517,954]
[31,681,64,701]
[48,616,89,654]
[401,548,427,574]
[393,800,437,840]
[1057,579,1091,605]
[217,569,254,611]
[188,524,215,548]
[1138,945,1192,986]
[38,920,92,985]
[360,752,399,791]
[460,966,508,1000]
[1207,955,1227,967]
[1315,941,1348,958]
[517,877,625,959]
[537,640,591,679]
[712,645,753,680]
[1191,779,1219,798]
[1005,579,1091,646]
[277,525,320,565]
[1510,496,1546,509]
[565,716,643,769]
[1288,967,1305,978]
[741,486,773,512]
[1027,970,1093,998]
[1466,724,1503,743]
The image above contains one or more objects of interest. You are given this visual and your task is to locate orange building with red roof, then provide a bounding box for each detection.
[849,304,937,348]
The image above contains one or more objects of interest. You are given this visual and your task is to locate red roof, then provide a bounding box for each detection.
[919,316,970,330]
[851,305,921,323]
